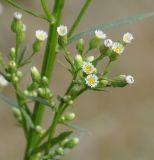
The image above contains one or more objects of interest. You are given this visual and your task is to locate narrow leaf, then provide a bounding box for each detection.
[0,92,18,108]
[69,12,154,44]
[27,96,52,108]
[6,0,49,21]
[17,46,27,65]
[63,122,89,133]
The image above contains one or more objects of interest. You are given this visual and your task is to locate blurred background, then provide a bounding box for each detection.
[0,0,154,159]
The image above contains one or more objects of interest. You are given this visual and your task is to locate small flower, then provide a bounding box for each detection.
[82,62,96,74]
[35,30,48,41]
[0,75,8,86]
[14,12,22,20]
[57,25,68,36]
[123,32,134,43]
[125,75,134,84]
[95,30,107,39]
[112,42,124,54]
[85,74,99,88]
[104,39,113,48]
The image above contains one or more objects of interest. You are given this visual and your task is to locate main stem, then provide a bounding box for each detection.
[24,0,65,159]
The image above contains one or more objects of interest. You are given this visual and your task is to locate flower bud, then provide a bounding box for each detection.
[60,112,75,122]
[89,37,101,50]
[76,39,85,54]
[9,48,16,60]
[35,125,46,135]
[100,79,109,87]
[8,61,17,73]
[32,39,43,53]
[74,54,83,69]
[31,66,41,83]
[64,137,79,149]
[111,75,127,87]
[41,76,49,87]
[11,12,23,33]
[12,107,22,122]
[55,147,64,156]
[16,25,26,45]
[86,56,95,62]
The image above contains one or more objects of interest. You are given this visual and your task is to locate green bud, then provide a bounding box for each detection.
[58,36,67,46]
[8,60,17,73]
[63,95,72,102]
[16,71,23,79]
[76,38,85,54]
[9,48,16,60]
[12,107,22,122]
[11,19,23,33]
[86,56,95,62]
[89,37,101,50]
[74,54,83,69]
[65,137,79,149]
[111,75,127,87]
[100,79,109,87]
[23,90,29,96]
[38,88,45,97]
[41,76,49,87]
[31,67,41,82]
[68,100,74,105]
[99,45,108,56]
[55,147,64,156]
[60,112,75,122]
[60,138,69,147]
[35,125,46,135]
[12,76,19,84]
[32,39,43,53]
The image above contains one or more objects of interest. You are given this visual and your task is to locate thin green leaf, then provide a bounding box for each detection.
[69,12,154,44]
[17,46,27,65]
[6,0,49,21]
[32,131,72,154]
[21,108,35,129]
[27,96,52,108]
[63,122,89,133]
[0,92,18,108]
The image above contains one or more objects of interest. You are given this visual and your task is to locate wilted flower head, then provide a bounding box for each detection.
[112,42,124,54]
[104,39,113,48]
[14,12,22,20]
[82,62,96,74]
[95,30,107,39]
[85,74,99,88]
[123,32,134,43]
[0,75,8,86]
[57,25,68,36]
[125,75,134,84]
[35,30,48,41]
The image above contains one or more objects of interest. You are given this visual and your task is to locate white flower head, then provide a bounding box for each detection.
[82,62,96,74]
[57,25,68,36]
[35,30,48,41]
[104,39,113,48]
[95,30,107,39]
[112,42,124,54]
[123,32,134,43]
[125,75,134,84]
[85,74,99,88]
[0,75,8,87]
[14,12,22,20]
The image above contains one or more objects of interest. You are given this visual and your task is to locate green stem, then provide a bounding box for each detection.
[68,0,92,37]
[103,60,112,76]
[25,0,65,159]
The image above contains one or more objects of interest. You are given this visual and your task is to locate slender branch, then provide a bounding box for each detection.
[68,0,92,37]
[6,0,49,21]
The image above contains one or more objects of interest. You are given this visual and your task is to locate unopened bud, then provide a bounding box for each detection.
[86,56,95,62]
[35,125,46,135]
[55,147,64,156]
[76,38,85,54]
[111,75,127,87]
[74,54,83,69]
[65,137,79,149]
[31,66,41,82]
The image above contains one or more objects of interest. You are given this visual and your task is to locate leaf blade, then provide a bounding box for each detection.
[69,12,154,44]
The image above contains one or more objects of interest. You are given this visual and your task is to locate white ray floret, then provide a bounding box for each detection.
[14,12,22,20]
[95,30,107,39]
[123,32,134,43]
[85,74,99,88]
[0,75,8,86]
[35,30,48,41]
[125,75,134,84]
[112,42,124,54]
[82,62,96,75]
[57,25,68,36]
[104,39,113,48]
